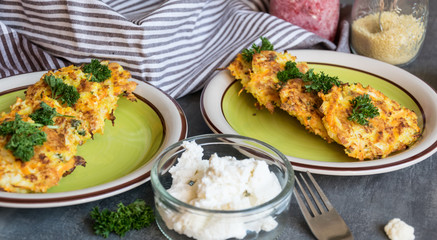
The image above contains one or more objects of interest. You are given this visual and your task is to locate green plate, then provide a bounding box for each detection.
[0,72,187,208]
[0,91,162,192]
[223,63,422,162]
[201,50,437,176]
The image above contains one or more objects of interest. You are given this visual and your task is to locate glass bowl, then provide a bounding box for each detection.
[151,134,294,240]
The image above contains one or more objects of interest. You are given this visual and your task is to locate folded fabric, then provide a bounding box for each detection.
[0,0,350,98]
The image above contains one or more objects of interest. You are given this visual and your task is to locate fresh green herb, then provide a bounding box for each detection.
[43,75,80,107]
[83,59,112,82]
[70,119,87,136]
[242,37,274,62]
[77,129,86,136]
[0,114,46,162]
[302,69,342,94]
[30,102,73,126]
[70,119,82,128]
[348,94,380,125]
[277,61,342,93]
[277,61,304,82]
[90,199,154,238]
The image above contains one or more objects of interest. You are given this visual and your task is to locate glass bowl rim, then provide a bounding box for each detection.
[151,133,294,215]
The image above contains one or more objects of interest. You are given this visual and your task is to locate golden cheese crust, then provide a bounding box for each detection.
[227,53,252,88]
[227,49,421,161]
[0,61,137,193]
[245,51,296,113]
[228,50,331,141]
[0,97,89,193]
[279,78,333,142]
[319,83,421,160]
[26,61,137,136]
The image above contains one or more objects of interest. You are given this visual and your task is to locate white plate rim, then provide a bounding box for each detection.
[0,71,187,208]
[201,50,437,176]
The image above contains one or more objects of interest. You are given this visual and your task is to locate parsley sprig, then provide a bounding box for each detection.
[90,199,154,238]
[242,37,274,62]
[348,94,379,125]
[70,119,87,136]
[277,61,342,93]
[277,61,303,81]
[30,102,73,126]
[302,69,342,94]
[0,114,47,162]
[83,59,112,82]
[44,75,80,107]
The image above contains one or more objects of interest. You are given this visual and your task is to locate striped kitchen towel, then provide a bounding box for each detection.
[0,0,349,98]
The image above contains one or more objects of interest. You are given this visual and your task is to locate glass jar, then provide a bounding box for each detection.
[270,0,340,42]
[350,0,428,66]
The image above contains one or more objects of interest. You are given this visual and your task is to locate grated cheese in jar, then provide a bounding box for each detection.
[351,11,425,65]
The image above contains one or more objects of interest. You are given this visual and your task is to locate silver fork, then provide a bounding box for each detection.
[293,171,354,240]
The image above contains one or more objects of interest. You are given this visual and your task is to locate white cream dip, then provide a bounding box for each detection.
[160,141,282,240]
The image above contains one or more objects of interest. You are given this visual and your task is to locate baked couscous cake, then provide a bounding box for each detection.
[279,77,333,142]
[245,50,297,113]
[228,40,332,141]
[227,37,420,160]
[275,59,334,142]
[0,60,137,193]
[319,83,421,160]
[0,97,89,193]
[25,60,137,136]
[227,53,252,89]
[227,36,274,91]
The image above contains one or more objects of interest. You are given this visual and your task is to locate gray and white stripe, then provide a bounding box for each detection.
[0,0,336,98]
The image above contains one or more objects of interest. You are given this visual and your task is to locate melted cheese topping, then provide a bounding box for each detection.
[0,61,137,193]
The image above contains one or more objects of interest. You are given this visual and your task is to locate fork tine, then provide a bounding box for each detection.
[294,171,334,217]
[294,171,354,240]
[300,172,328,214]
[304,171,333,211]
[293,177,314,219]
